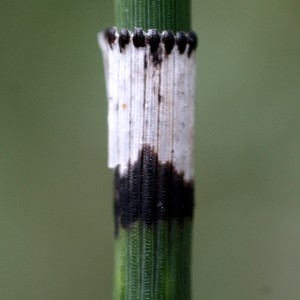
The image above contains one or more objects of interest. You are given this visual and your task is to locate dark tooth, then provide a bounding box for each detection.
[186,31,198,57]
[175,31,187,54]
[161,30,175,55]
[105,27,197,56]
[133,28,146,48]
[105,27,117,49]
[146,29,160,54]
[118,28,130,51]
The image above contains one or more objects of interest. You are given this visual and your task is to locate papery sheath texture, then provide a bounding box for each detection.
[99,27,197,300]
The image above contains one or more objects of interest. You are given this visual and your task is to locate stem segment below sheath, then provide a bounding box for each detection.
[114,221,193,299]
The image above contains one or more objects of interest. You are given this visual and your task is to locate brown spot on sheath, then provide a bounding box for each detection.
[121,103,127,110]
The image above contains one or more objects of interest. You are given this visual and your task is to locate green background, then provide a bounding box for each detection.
[1,0,300,299]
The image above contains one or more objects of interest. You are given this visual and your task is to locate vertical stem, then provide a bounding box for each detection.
[115,0,191,32]
[99,1,197,299]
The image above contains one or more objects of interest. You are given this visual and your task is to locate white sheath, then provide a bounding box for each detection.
[99,28,197,181]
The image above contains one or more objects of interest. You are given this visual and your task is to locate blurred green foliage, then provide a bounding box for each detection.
[1,0,300,299]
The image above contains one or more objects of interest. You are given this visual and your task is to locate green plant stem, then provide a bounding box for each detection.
[114,0,191,31]
[111,1,194,299]
[114,221,192,299]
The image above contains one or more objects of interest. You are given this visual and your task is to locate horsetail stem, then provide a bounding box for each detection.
[99,1,197,299]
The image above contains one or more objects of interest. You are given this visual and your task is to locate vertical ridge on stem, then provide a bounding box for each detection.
[115,0,191,32]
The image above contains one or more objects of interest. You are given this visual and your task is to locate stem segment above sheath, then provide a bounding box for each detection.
[114,0,191,32]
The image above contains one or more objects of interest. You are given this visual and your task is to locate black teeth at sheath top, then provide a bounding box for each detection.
[146,29,160,54]
[118,29,130,51]
[161,30,175,55]
[175,31,188,54]
[105,27,117,49]
[186,31,198,57]
[103,27,197,55]
[132,28,146,47]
